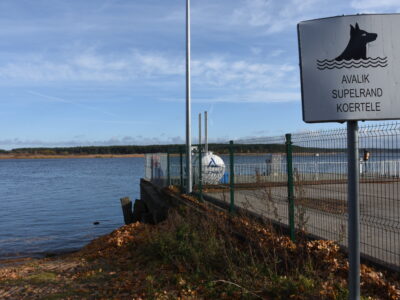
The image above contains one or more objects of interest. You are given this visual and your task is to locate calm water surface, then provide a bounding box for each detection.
[0,158,143,259]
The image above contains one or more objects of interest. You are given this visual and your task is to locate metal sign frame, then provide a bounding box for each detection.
[296,14,400,300]
[298,14,400,123]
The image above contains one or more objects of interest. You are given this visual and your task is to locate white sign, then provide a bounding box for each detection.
[298,14,400,123]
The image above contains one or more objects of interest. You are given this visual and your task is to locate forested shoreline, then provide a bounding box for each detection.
[0,143,336,156]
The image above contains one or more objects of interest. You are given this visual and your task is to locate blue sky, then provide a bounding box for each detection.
[1,0,400,149]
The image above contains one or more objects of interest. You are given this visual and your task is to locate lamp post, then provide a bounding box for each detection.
[185,0,192,193]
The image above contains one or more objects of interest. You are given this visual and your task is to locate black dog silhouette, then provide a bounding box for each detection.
[335,23,377,61]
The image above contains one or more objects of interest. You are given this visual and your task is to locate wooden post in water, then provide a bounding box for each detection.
[120,197,134,225]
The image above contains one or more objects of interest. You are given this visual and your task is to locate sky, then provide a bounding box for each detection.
[1,0,400,149]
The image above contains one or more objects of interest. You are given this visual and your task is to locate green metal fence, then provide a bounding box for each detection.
[144,122,400,271]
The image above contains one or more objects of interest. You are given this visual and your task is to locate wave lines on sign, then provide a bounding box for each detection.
[316,58,387,67]
[317,59,387,66]
[317,57,387,64]
[318,63,388,70]
[317,57,388,70]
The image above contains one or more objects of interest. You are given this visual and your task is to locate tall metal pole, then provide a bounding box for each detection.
[229,141,235,213]
[185,0,192,193]
[286,133,295,242]
[167,149,170,186]
[347,120,360,300]
[180,146,183,190]
[204,111,208,154]
[198,113,202,150]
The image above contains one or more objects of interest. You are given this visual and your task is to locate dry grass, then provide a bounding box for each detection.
[0,188,399,299]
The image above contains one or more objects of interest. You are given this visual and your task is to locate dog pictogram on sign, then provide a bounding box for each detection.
[317,23,387,70]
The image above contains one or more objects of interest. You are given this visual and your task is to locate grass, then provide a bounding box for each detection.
[134,207,333,299]
[26,271,58,283]
[1,190,399,299]
[130,191,400,299]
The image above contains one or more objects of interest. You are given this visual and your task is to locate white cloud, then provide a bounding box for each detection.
[270,49,285,57]
[73,54,127,71]
[251,47,262,55]
[231,0,323,34]
[232,0,273,27]
[0,49,298,96]
[163,0,329,36]
[191,56,297,89]
[0,60,124,82]
[351,0,400,11]
[194,90,300,103]
[27,91,119,117]
[163,89,300,103]
[132,51,184,76]
[0,50,185,84]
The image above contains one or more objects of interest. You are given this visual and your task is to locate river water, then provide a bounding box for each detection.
[0,157,143,259]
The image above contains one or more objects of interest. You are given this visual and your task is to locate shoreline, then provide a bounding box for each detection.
[0,152,342,160]
[0,249,79,268]
[0,153,145,160]
[1,203,399,299]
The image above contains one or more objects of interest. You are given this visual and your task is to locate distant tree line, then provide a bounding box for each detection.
[0,143,341,155]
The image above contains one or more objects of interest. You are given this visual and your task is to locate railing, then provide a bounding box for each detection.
[143,122,400,271]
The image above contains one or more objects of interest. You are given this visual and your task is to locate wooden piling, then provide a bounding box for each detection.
[120,197,134,225]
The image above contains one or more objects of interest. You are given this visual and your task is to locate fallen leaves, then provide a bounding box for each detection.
[0,186,398,299]
[165,186,400,299]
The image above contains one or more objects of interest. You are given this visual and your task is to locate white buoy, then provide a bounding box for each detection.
[194,152,225,184]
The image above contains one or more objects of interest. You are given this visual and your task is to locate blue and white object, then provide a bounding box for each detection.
[194,152,226,184]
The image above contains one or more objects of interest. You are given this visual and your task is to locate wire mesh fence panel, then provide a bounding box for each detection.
[144,153,169,187]
[357,123,400,269]
[169,163,182,186]
[169,150,186,187]
[291,128,349,246]
[233,136,289,225]
[292,124,400,270]
[143,122,400,270]
[144,154,152,180]
[144,147,187,188]
[200,137,290,226]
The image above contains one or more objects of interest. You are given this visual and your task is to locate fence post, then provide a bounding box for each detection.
[180,146,184,191]
[229,141,235,213]
[198,145,203,201]
[167,149,171,186]
[285,134,295,242]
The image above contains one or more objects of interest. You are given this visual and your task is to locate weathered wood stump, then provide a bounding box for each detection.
[132,199,152,223]
[120,197,134,225]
